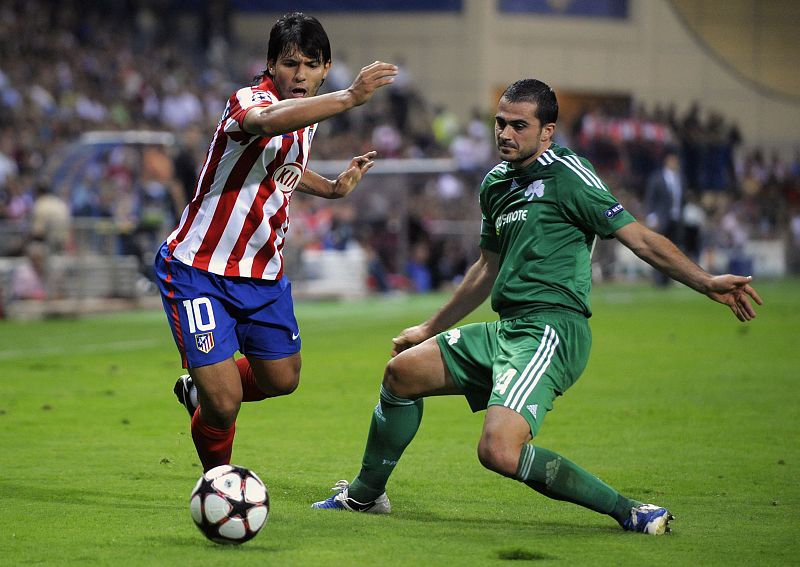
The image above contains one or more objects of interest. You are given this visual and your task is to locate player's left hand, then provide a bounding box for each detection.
[391,323,432,357]
[705,274,763,322]
[333,151,377,197]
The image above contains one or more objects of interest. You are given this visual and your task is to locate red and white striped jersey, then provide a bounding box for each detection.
[166,77,316,280]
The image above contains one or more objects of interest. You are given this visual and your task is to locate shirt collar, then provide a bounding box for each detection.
[257,76,281,100]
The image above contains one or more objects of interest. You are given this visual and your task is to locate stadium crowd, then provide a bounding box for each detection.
[0,1,798,302]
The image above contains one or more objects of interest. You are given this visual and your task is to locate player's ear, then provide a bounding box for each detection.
[541,123,556,142]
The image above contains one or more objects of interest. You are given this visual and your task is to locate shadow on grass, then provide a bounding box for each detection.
[265,477,626,536]
[496,548,557,561]
[153,533,290,554]
[393,508,621,535]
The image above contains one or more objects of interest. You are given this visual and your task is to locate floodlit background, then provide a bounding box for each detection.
[0,0,798,317]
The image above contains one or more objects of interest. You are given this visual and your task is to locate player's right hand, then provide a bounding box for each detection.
[391,324,431,357]
[347,61,398,107]
[705,274,763,322]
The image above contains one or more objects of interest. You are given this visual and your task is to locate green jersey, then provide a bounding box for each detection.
[479,143,635,319]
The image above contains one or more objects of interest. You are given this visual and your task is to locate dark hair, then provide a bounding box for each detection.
[254,12,331,83]
[501,79,559,124]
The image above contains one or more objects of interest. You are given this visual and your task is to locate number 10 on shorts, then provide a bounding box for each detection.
[182,298,217,333]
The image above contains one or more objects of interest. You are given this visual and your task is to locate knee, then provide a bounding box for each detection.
[383,355,413,399]
[269,373,300,397]
[477,434,521,478]
[255,357,301,397]
[265,367,300,397]
[201,397,240,428]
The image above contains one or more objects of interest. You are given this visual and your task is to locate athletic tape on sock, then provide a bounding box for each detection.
[379,384,416,406]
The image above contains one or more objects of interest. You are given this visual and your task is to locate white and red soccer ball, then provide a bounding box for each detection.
[189,464,269,544]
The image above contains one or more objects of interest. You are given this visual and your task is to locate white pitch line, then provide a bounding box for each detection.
[0,339,163,361]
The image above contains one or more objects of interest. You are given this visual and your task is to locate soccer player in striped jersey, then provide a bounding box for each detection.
[312,79,762,535]
[155,12,397,472]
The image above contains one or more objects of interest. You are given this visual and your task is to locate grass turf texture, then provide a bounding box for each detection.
[0,279,797,566]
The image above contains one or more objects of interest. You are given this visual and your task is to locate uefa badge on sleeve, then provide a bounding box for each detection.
[196,332,215,354]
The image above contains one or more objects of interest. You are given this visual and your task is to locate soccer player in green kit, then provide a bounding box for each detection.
[312,79,763,534]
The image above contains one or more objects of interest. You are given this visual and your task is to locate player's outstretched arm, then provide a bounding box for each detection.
[297,152,377,199]
[243,61,397,138]
[392,249,499,356]
[614,221,763,322]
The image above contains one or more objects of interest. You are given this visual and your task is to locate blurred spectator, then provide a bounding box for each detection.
[738,149,767,197]
[3,175,34,221]
[160,79,204,131]
[11,241,47,300]
[450,110,493,177]
[30,178,71,253]
[323,204,357,251]
[406,241,433,292]
[172,125,206,208]
[681,191,706,263]
[387,56,413,132]
[431,105,460,149]
[791,150,800,180]
[433,238,471,289]
[360,232,391,293]
[433,173,466,201]
[645,150,684,234]
[326,52,354,93]
[0,132,19,187]
[720,199,753,275]
[679,102,703,192]
[645,150,685,286]
[704,111,729,191]
[324,52,355,133]
[789,208,800,273]
[371,122,403,158]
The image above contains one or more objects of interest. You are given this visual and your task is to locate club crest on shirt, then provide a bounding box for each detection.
[525,180,545,200]
[273,163,303,194]
[195,332,215,354]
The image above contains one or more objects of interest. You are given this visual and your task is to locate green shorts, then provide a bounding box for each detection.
[436,309,592,436]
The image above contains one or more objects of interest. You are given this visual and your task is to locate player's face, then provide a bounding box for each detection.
[494,99,555,168]
[269,47,331,100]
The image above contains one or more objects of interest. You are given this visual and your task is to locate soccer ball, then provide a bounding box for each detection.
[189,464,269,544]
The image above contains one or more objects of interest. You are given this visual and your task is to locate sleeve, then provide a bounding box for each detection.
[479,212,500,252]
[477,176,500,252]
[226,86,277,130]
[557,158,636,239]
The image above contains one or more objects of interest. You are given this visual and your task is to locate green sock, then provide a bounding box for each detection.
[348,385,423,503]
[516,444,638,524]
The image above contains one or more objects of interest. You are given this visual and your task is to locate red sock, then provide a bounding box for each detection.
[191,409,235,471]
[236,357,268,402]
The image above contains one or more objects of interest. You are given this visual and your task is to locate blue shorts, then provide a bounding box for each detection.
[154,243,301,369]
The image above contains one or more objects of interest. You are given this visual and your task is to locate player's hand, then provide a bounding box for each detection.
[391,324,432,357]
[333,151,377,197]
[705,274,763,322]
[346,61,398,107]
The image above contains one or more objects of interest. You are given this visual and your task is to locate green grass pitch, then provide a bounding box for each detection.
[1,279,797,565]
